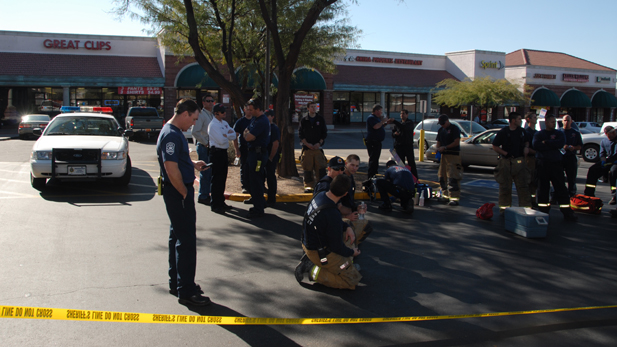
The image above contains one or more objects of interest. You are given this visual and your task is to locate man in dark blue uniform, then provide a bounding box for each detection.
[233,103,252,194]
[561,114,583,197]
[157,99,211,306]
[365,104,393,178]
[533,114,577,222]
[583,125,617,204]
[375,160,415,214]
[265,110,281,205]
[524,112,539,206]
[243,99,270,218]
[295,175,362,290]
[313,156,346,196]
[392,109,418,179]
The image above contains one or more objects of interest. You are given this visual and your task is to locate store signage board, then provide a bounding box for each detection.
[118,87,162,95]
[341,55,422,66]
[596,76,611,83]
[563,74,589,82]
[533,74,556,79]
[43,39,111,50]
[294,94,317,110]
[479,60,504,69]
[104,100,120,106]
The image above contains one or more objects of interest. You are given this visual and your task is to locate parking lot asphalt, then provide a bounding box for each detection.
[1,135,617,346]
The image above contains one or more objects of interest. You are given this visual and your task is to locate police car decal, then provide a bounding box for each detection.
[166,142,175,155]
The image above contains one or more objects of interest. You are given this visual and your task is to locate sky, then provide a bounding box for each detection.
[1,0,616,70]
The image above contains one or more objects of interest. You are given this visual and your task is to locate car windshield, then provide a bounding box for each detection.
[44,117,118,136]
[454,120,486,135]
[22,115,50,122]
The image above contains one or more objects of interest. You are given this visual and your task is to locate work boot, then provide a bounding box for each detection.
[294,254,313,283]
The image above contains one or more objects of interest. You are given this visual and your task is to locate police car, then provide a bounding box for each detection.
[29,106,133,190]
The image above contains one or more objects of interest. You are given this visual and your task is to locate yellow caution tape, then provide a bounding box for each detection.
[2,304,616,325]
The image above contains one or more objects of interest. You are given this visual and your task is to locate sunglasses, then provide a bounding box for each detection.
[205,100,214,102]
[331,167,345,171]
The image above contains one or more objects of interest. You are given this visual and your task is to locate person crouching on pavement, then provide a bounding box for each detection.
[491,111,531,212]
[295,174,362,290]
[313,156,346,196]
[376,160,415,214]
[583,126,617,205]
[435,115,463,206]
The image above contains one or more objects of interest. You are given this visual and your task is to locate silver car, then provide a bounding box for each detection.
[18,114,51,139]
[413,118,487,151]
[424,129,500,168]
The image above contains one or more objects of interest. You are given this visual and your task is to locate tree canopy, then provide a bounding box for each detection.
[432,76,531,110]
[114,0,359,176]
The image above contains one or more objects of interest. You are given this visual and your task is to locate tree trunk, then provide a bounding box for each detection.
[276,67,299,177]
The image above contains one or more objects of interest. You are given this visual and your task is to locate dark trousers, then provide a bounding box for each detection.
[584,162,617,197]
[266,153,280,203]
[210,148,229,209]
[537,160,573,216]
[562,154,578,197]
[248,150,268,213]
[375,179,414,208]
[163,182,198,299]
[366,140,382,178]
[239,148,248,191]
[395,145,418,179]
[196,143,211,200]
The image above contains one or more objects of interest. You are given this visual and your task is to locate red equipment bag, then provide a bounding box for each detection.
[570,194,603,214]
[476,203,495,220]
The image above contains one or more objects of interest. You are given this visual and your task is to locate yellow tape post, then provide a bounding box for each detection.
[2,305,617,326]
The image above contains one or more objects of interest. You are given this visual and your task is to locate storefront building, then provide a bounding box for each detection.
[2,30,616,125]
[505,49,617,122]
[0,31,165,121]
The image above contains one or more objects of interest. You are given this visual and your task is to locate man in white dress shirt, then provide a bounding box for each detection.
[207,104,236,214]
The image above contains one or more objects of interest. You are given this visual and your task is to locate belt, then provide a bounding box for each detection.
[249,146,264,152]
[442,151,459,156]
[210,146,228,151]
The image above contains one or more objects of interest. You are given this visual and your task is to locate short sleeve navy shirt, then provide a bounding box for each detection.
[268,123,281,155]
[157,123,195,184]
[233,117,252,149]
[366,114,385,142]
[436,124,461,152]
[247,114,270,149]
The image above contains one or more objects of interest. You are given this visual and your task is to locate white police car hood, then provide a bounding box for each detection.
[33,136,126,152]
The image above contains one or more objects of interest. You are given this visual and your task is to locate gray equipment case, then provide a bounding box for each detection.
[504,207,549,238]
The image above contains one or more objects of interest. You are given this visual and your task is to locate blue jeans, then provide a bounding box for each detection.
[248,150,268,213]
[163,182,199,299]
[196,143,212,200]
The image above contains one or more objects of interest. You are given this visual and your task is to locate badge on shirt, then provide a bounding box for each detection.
[166,142,175,155]
[316,121,320,125]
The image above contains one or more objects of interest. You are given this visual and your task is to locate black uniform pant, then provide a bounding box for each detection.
[163,182,199,299]
[366,140,382,178]
[248,149,268,213]
[209,148,229,209]
[584,162,617,198]
[563,154,578,197]
[375,179,414,208]
[266,153,280,203]
[395,145,418,179]
[537,160,574,216]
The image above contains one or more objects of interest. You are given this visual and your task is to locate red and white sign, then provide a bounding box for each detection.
[563,74,589,82]
[118,87,162,95]
[43,39,111,50]
[294,94,316,109]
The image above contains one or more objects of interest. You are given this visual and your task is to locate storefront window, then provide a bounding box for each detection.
[349,92,363,123]
[362,93,379,121]
[177,89,196,101]
[387,93,418,120]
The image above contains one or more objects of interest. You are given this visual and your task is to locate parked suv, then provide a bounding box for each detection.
[125,107,164,140]
[413,119,486,151]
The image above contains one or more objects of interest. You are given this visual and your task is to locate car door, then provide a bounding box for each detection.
[461,131,498,167]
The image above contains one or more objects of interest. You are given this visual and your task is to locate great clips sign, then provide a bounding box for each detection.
[43,39,111,51]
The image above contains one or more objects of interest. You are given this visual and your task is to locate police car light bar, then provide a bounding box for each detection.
[60,106,113,113]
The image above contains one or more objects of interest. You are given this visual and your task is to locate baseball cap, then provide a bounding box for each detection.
[213,103,226,113]
[328,156,345,170]
[438,115,449,125]
[264,109,275,117]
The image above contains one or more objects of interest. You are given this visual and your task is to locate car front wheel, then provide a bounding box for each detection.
[582,144,600,162]
[115,157,132,186]
[31,174,47,191]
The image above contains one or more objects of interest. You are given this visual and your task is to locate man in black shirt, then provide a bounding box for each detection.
[492,112,531,212]
[435,115,463,206]
[561,114,583,197]
[313,156,345,196]
[295,175,362,290]
[524,112,539,205]
[298,101,328,193]
[392,109,418,179]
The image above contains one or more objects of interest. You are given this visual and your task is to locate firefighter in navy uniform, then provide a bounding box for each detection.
[295,175,362,290]
[492,112,531,212]
[435,115,463,206]
[583,125,617,205]
[532,114,578,222]
[561,114,583,197]
[524,112,539,206]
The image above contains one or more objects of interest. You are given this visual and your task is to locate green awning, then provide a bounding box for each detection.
[175,64,218,89]
[235,68,278,89]
[530,88,560,107]
[592,90,617,108]
[291,67,327,91]
[560,89,592,108]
